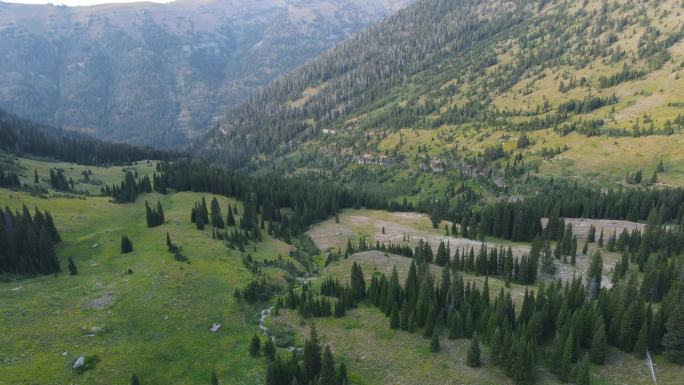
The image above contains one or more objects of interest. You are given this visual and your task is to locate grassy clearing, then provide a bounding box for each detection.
[0,153,161,195]
[0,187,290,385]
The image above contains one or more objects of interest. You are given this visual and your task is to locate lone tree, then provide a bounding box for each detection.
[211,369,219,385]
[466,333,482,367]
[67,257,78,276]
[121,234,133,254]
[131,374,140,385]
[430,328,440,353]
[249,334,261,357]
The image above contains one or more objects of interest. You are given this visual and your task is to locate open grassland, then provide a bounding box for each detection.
[0,187,291,385]
[0,154,161,195]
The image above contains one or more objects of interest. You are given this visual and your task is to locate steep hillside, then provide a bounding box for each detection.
[0,0,408,146]
[203,0,684,185]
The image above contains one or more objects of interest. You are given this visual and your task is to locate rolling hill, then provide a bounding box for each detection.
[202,0,684,186]
[0,0,408,146]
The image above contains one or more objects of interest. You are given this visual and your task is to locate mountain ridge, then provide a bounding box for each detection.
[0,0,409,146]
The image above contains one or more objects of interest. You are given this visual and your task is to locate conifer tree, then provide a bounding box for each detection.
[34,169,39,184]
[575,354,590,385]
[587,251,603,298]
[210,198,225,229]
[121,235,133,254]
[466,333,482,367]
[319,345,336,385]
[338,362,348,385]
[249,334,261,356]
[430,328,440,353]
[304,324,322,379]
[131,374,140,385]
[67,257,78,276]
[226,204,236,226]
[664,288,684,363]
[211,369,219,385]
[590,318,607,365]
[390,302,400,329]
[264,337,276,361]
[634,321,650,359]
[490,327,502,365]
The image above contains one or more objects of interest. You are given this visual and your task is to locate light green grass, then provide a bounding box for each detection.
[0,188,290,385]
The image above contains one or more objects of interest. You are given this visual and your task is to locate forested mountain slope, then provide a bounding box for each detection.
[0,0,408,146]
[203,0,684,185]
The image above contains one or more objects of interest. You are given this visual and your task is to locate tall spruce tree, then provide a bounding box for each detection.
[319,345,337,385]
[590,317,607,365]
[466,334,482,367]
[304,324,322,379]
[664,287,684,363]
[430,328,440,353]
[249,334,261,357]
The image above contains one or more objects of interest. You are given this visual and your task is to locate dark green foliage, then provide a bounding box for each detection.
[390,302,400,329]
[249,334,261,357]
[121,235,133,254]
[210,198,225,229]
[350,262,366,300]
[106,172,152,203]
[590,318,607,365]
[211,369,219,385]
[0,166,21,189]
[466,334,481,367]
[0,206,61,275]
[131,374,140,385]
[0,109,172,166]
[319,346,336,385]
[264,337,276,361]
[575,354,590,385]
[303,324,322,380]
[226,204,236,226]
[664,287,684,363]
[67,257,78,276]
[48,168,71,191]
[145,201,164,227]
[634,321,650,359]
[430,328,440,353]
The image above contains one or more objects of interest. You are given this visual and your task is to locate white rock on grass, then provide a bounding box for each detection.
[209,323,221,333]
[73,356,85,369]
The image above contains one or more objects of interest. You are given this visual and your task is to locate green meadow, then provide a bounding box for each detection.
[0,174,291,384]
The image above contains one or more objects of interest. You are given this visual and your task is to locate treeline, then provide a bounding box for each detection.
[0,205,61,275]
[103,172,153,203]
[265,325,348,385]
[323,256,684,384]
[0,167,21,188]
[152,161,389,240]
[0,109,174,166]
[404,180,684,243]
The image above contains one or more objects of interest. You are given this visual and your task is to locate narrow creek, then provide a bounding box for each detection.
[259,305,301,352]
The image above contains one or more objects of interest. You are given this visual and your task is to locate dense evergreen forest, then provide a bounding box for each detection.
[0,109,174,166]
[0,205,61,275]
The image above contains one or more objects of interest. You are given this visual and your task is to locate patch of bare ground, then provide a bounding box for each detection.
[541,217,644,240]
[271,307,517,385]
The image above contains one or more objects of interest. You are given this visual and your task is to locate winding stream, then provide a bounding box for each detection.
[259,306,301,352]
